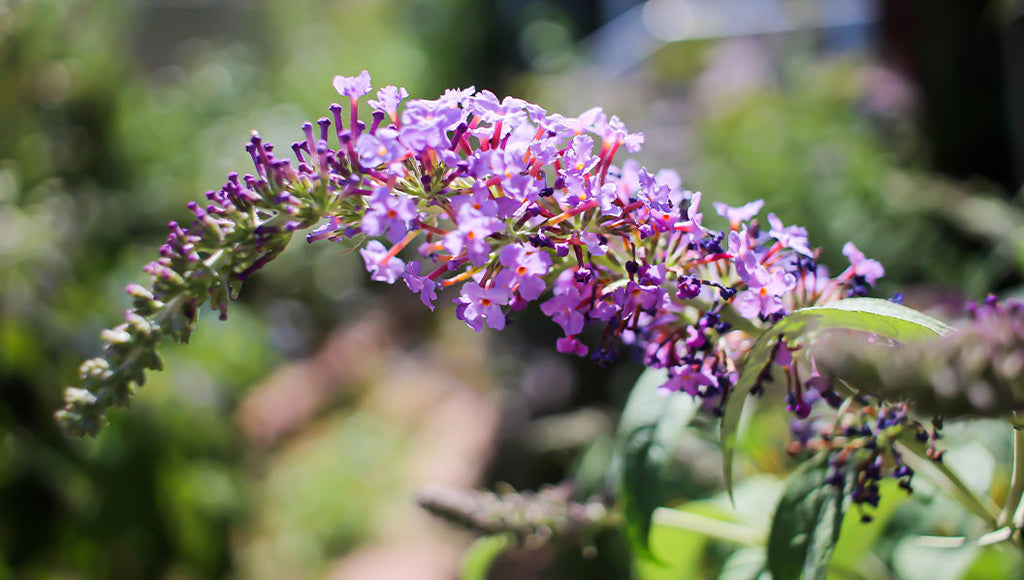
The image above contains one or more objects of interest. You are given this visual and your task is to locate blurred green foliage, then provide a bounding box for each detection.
[0,0,493,576]
[3,0,1024,577]
[691,60,1024,298]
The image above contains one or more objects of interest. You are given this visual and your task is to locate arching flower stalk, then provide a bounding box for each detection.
[58,71,884,453]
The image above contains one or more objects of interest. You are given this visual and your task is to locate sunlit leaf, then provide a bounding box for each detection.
[767,457,850,580]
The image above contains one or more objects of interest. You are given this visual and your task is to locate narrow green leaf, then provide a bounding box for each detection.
[767,457,849,580]
[460,534,512,580]
[617,367,703,554]
[721,298,952,499]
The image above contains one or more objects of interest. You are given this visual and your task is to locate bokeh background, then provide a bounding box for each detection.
[2,0,1024,577]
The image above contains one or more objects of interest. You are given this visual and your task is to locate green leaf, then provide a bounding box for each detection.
[617,367,703,555]
[767,457,850,580]
[784,297,953,339]
[721,298,952,499]
[719,547,771,580]
[460,534,512,580]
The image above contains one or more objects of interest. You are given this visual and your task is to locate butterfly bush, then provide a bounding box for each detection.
[59,72,912,500]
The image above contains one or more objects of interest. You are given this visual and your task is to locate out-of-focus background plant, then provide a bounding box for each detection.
[3,0,1024,577]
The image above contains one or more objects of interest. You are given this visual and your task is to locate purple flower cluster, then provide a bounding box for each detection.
[58,70,885,436]
[303,71,883,410]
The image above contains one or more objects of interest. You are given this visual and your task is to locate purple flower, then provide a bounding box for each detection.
[734,259,797,319]
[714,199,764,228]
[361,187,419,243]
[677,275,702,300]
[455,282,510,331]
[842,242,884,285]
[541,287,586,335]
[637,168,673,213]
[403,260,438,310]
[450,182,500,217]
[580,229,607,256]
[355,128,406,168]
[593,113,644,152]
[443,205,502,266]
[360,240,404,284]
[684,191,706,234]
[495,243,551,301]
[400,99,464,152]
[368,85,409,121]
[466,90,528,128]
[333,70,373,99]
[306,215,345,243]
[590,297,619,321]
[561,135,599,177]
[767,213,813,257]
[489,148,535,204]
[594,182,622,216]
[660,365,717,396]
[557,336,588,356]
[437,86,476,110]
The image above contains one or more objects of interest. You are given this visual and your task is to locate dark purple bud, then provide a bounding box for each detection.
[824,470,845,487]
[796,255,817,271]
[302,122,316,153]
[699,233,724,254]
[846,275,870,297]
[329,103,345,141]
[317,117,331,142]
[677,275,701,299]
[370,111,385,134]
[823,389,843,408]
[291,142,308,164]
[590,347,618,367]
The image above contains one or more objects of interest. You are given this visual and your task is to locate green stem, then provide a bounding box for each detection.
[998,422,1024,528]
[895,434,1000,528]
[651,507,765,546]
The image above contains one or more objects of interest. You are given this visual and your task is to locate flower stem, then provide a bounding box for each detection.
[1000,415,1024,532]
